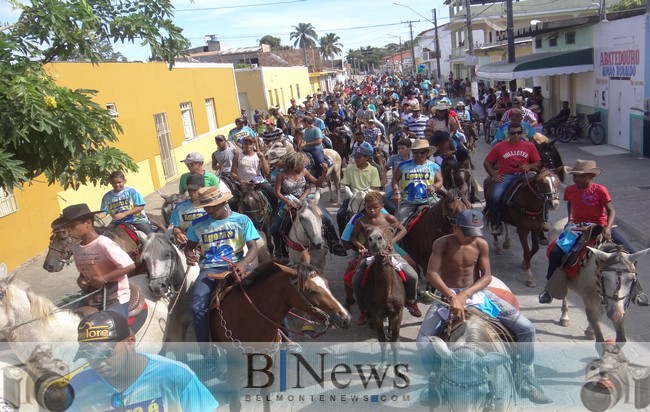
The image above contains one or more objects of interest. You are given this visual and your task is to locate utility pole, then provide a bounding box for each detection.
[506,0,516,93]
[404,20,419,76]
[464,0,475,82]
[433,8,442,83]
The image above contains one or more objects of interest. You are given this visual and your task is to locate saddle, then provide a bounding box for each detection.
[485,173,539,223]
[360,255,407,288]
[546,224,604,279]
[438,306,515,344]
[403,205,430,232]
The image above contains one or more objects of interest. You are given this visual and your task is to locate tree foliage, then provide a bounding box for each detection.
[289,23,318,49]
[0,0,190,191]
[60,38,127,62]
[319,32,343,65]
[610,0,644,11]
[258,35,292,51]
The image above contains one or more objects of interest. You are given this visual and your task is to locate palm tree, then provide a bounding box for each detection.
[289,22,318,67]
[319,32,343,68]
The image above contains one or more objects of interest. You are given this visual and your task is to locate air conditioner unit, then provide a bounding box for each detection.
[107,109,119,118]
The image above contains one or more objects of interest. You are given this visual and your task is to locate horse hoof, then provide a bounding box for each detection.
[560,319,569,327]
[526,279,536,288]
[503,242,511,250]
[585,329,596,340]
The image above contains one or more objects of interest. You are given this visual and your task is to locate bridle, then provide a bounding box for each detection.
[48,230,74,266]
[145,239,182,298]
[287,202,324,252]
[239,189,269,228]
[437,362,497,412]
[596,257,637,310]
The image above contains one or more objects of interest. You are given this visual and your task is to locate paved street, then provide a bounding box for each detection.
[4,137,650,411]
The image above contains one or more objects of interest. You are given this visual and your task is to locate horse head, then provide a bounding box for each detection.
[238,184,265,228]
[160,193,188,227]
[441,188,472,224]
[137,231,186,297]
[533,133,565,182]
[364,224,398,255]
[293,192,324,249]
[292,263,351,330]
[588,244,650,324]
[0,264,18,331]
[43,228,74,273]
[345,187,373,215]
[429,323,512,412]
[532,168,560,211]
[441,158,470,196]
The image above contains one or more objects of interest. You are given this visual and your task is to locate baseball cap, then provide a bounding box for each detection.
[180,152,204,164]
[214,134,226,141]
[353,146,373,158]
[74,311,131,361]
[186,172,205,190]
[456,210,484,237]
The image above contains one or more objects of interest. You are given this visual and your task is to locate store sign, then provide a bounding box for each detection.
[599,48,641,79]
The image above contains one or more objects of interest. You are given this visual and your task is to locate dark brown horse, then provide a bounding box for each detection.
[211,261,351,412]
[441,158,472,200]
[400,188,472,273]
[532,133,565,182]
[484,169,560,287]
[361,224,405,364]
[238,184,272,252]
[330,126,351,164]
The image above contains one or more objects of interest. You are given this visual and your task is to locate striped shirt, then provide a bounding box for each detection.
[261,127,284,142]
[404,114,430,139]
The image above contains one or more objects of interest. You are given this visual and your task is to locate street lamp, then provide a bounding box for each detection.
[387,34,403,73]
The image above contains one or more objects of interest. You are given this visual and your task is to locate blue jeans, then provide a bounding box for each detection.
[192,266,225,355]
[336,198,350,235]
[488,173,520,227]
[416,289,536,374]
[304,146,326,178]
[319,206,339,240]
[105,302,129,319]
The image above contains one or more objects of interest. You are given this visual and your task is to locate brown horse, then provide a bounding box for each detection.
[373,147,388,187]
[362,224,405,364]
[238,184,272,253]
[211,261,351,412]
[532,133,565,182]
[484,169,560,287]
[400,188,472,273]
[330,125,351,164]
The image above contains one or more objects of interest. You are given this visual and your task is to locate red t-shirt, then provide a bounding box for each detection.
[564,183,611,226]
[485,140,541,174]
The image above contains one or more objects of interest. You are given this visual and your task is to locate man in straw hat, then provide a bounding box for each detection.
[539,159,648,305]
[391,139,444,223]
[69,311,218,411]
[185,186,260,359]
[416,210,552,405]
[51,204,134,318]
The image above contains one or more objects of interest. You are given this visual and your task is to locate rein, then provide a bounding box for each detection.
[596,259,637,310]
[48,231,74,266]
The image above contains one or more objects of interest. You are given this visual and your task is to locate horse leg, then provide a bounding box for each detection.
[375,316,388,365]
[560,298,570,327]
[227,352,243,412]
[493,234,503,255]
[503,224,511,250]
[389,313,402,365]
[583,298,605,344]
[515,229,535,287]
[613,318,626,347]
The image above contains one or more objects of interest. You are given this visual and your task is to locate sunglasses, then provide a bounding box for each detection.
[412,150,429,155]
[509,131,523,135]
[76,342,117,361]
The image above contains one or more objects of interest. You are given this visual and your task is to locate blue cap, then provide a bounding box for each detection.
[456,210,483,237]
[353,146,373,158]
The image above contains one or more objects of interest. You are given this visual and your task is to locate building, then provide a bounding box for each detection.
[0,62,240,271]
[235,66,311,114]
[416,23,452,82]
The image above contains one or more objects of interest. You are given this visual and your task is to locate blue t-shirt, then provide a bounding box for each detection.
[228,126,256,145]
[100,187,149,224]
[492,121,535,145]
[397,159,441,204]
[169,199,207,232]
[186,211,260,270]
[68,353,218,412]
[341,209,406,256]
[304,127,324,150]
[314,117,326,131]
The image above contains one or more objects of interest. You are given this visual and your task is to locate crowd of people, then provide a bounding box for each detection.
[46,72,646,409]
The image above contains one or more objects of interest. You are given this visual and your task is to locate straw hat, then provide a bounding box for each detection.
[192,186,233,208]
[410,103,422,112]
[438,90,447,96]
[565,159,602,177]
[410,139,435,156]
[433,102,451,112]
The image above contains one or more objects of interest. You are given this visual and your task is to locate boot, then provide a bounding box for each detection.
[632,282,649,306]
[519,364,552,404]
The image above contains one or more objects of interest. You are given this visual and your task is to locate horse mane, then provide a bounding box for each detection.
[241,262,318,287]
[597,242,636,272]
[5,285,58,325]
[140,232,170,257]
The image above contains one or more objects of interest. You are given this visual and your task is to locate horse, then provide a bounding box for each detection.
[238,183,273,255]
[373,147,388,187]
[362,224,406,365]
[545,223,650,350]
[532,133,565,183]
[285,191,328,271]
[427,311,515,412]
[160,192,188,226]
[484,169,560,287]
[210,261,351,412]
[330,125,352,164]
[323,148,342,205]
[441,158,472,200]
[400,188,472,273]
[0,263,169,367]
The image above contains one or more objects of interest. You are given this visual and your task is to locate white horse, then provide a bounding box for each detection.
[546,220,650,351]
[286,191,328,271]
[0,263,168,367]
[323,148,342,205]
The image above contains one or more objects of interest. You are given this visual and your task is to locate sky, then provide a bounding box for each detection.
[0,0,451,61]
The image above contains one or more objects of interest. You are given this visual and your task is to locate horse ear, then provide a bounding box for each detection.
[429,336,453,360]
[136,230,149,244]
[164,227,174,241]
[587,247,614,261]
[0,263,16,286]
[157,190,169,201]
[313,190,321,205]
[626,248,650,264]
[483,352,510,368]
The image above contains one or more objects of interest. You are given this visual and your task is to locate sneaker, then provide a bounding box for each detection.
[491,225,502,235]
[541,222,551,232]
[407,302,422,317]
[343,298,356,310]
[356,311,368,326]
[538,291,553,304]
[538,233,549,245]
[635,293,649,307]
[331,243,348,257]
[417,290,435,304]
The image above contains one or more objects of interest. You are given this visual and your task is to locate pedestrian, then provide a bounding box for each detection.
[51,204,134,318]
[69,311,218,412]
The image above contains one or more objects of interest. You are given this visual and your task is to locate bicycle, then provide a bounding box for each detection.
[484,115,500,144]
[556,112,606,145]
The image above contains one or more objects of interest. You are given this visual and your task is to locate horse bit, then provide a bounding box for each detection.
[48,230,74,266]
[596,263,637,310]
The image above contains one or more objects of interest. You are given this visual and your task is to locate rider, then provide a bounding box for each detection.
[391,139,444,223]
[543,101,571,136]
[349,191,422,325]
[228,117,257,148]
[336,146,382,234]
[179,152,220,194]
[539,159,648,305]
[70,311,218,412]
[454,101,471,122]
[403,103,429,139]
[230,135,278,210]
[99,171,154,235]
[483,122,542,235]
[185,186,259,361]
[211,134,239,198]
[169,173,207,245]
[427,102,460,135]
[492,108,536,146]
[416,210,552,404]
[301,116,329,179]
[52,204,134,318]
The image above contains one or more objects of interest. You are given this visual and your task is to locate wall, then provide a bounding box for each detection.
[0,62,240,271]
[261,67,310,113]
[235,70,267,114]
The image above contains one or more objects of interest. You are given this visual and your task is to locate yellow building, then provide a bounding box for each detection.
[235,67,310,114]
[0,61,240,271]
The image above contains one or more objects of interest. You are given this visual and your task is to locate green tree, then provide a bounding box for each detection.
[259,35,292,51]
[319,32,343,68]
[611,0,644,11]
[61,38,127,62]
[289,22,318,66]
[0,0,190,191]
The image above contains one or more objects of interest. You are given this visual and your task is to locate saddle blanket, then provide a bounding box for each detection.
[342,255,406,287]
[435,289,501,320]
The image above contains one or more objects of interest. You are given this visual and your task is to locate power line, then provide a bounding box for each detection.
[175,0,307,12]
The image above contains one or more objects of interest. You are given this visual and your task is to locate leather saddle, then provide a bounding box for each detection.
[438,306,516,344]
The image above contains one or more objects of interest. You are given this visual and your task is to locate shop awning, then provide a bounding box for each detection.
[476,48,593,81]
